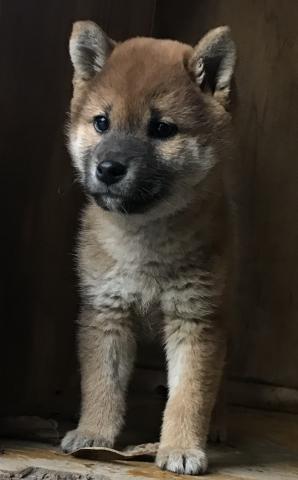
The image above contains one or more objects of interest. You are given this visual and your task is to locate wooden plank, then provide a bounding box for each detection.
[1,408,298,479]
[0,467,109,479]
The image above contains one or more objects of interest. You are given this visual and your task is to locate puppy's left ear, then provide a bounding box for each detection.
[189,26,236,109]
[69,21,115,81]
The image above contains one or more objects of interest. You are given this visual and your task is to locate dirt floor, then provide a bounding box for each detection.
[1,407,298,479]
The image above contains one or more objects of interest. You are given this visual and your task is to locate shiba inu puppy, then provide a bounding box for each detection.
[61,20,236,475]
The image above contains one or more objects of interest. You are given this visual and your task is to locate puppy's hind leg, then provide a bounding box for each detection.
[209,378,227,444]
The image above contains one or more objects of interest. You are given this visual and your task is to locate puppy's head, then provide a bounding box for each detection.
[68,21,236,216]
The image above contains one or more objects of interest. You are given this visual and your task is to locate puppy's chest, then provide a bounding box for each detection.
[103,225,204,308]
[113,227,191,275]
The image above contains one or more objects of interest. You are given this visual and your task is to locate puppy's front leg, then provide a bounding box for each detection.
[157,297,226,475]
[62,307,136,452]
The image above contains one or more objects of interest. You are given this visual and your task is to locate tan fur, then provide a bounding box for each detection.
[61,21,236,475]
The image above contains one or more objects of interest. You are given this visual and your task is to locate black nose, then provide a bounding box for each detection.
[96,160,127,185]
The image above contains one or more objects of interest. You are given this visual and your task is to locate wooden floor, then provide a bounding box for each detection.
[1,407,298,479]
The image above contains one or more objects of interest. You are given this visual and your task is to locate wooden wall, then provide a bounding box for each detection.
[1,0,298,420]
[167,0,298,392]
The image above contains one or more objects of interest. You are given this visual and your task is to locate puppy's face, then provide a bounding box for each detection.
[68,23,236,215]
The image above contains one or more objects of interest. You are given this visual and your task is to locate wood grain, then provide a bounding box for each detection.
[1,408,298,479]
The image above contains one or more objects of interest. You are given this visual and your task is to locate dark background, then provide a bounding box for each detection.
[1,0,298,420]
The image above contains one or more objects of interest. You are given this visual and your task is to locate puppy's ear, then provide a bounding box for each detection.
[189,26,236,108]
[69,21,115,81]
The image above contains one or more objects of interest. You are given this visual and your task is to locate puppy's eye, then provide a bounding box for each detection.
[93,115,109,133]
[148,120,178,140]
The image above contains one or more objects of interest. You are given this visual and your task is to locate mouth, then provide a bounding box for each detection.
[92,187,168,214]
[93,192,125,212]
[86,163,173,215]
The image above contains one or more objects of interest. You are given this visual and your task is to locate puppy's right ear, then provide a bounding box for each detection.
[69,21,115,81]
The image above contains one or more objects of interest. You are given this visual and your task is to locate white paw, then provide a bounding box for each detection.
[61,428,113,453]
[156,447,208,475]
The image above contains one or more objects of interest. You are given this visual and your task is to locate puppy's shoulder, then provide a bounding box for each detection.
[78,201,114,270]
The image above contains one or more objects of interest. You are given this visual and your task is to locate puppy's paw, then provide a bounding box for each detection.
[156,446,208,475]
[61,428,113,453]
[208,419,227,444]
